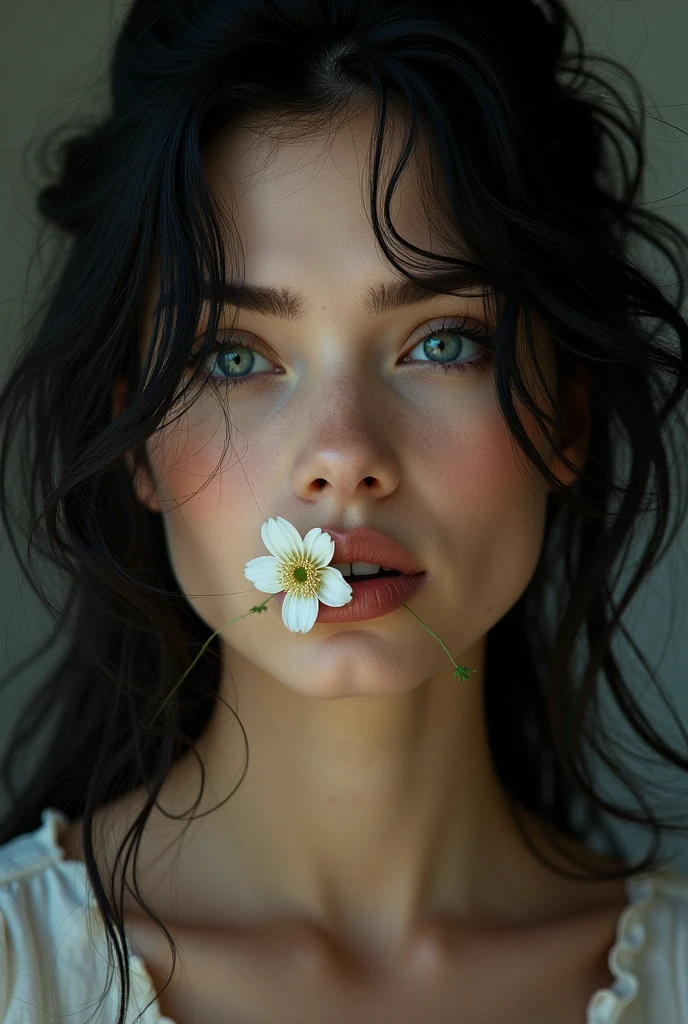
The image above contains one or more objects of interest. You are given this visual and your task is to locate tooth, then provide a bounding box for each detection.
[332,562,351,575]
[352,562,381,576]
[381,566,394,571]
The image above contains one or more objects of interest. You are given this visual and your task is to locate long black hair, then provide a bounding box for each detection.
[2,0,688,1020]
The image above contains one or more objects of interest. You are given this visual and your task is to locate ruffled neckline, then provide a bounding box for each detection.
[36,806,687,1024]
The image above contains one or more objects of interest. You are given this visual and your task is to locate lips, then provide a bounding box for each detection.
[269,523,427,626]
[318,571,427,623]
[319,526,424,576]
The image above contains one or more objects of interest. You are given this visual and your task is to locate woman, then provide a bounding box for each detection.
[1,0,687,1021]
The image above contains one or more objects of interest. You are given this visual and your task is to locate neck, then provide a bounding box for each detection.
[85,639,628,963]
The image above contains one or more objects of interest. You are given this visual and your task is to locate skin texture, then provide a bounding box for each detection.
[83,105,631,1016]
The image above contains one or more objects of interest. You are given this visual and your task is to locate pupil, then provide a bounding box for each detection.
[425,332,462,361]
[218,347,252,376]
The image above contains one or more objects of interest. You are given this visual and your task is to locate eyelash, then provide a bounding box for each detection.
[186,316,495,390]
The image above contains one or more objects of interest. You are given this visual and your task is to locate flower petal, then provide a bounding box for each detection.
[261,516,303,561]
[281,592,319,633]
[280,592,300,632]
[302,527,335,567]
[316,566,354,607]
[301,526,322,558]
[298,593,321,632]
[243,555,283,593]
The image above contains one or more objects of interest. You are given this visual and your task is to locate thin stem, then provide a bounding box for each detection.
[148,594,278,726]
[152,590,474,729]
[402,602,475,681]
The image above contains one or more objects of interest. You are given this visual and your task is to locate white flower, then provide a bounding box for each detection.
[243,516,353,633]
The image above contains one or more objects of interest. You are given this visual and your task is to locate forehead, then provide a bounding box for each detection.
[201,105,461,278]
[138,107,499,351]
[147,109,558,393]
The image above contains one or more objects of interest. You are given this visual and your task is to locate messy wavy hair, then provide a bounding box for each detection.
[2,0,688,1020]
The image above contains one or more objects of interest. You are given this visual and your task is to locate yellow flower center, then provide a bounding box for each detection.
[277,556,321,598]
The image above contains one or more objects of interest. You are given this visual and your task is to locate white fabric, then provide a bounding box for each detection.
[0,807,686,1022]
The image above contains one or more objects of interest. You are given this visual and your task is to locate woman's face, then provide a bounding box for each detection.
[132,108,579,699]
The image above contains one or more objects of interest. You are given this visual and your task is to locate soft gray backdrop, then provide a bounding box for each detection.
[1,0,687,869]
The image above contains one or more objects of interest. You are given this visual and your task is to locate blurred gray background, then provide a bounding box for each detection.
[1,1,688,869]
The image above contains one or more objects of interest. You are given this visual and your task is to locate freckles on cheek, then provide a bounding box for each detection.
[421,407,544,561]
[424,412,547,604]
[423,413,521,506]
[149,420,276,618]
[154,412,269,516]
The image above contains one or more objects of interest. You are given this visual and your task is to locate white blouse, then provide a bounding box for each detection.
[0,807,687,1022]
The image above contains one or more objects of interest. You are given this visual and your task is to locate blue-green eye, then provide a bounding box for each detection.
[404,318,494,377]
[186,315,495,389]
[187,338,276,388]
[210,344,273,380]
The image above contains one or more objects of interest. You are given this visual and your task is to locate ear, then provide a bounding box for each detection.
[111,378,163,514]
[548,363,593,488]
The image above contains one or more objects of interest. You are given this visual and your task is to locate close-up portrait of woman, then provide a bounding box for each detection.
[0,0,687,1021]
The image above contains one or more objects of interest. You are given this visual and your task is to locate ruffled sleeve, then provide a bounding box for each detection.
[586,866,688,1023]
[0,807,179,1023]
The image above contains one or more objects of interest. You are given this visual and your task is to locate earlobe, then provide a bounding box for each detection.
[111,378,163,514]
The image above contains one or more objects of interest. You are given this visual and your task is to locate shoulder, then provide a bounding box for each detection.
[629,864,688,944]
[0,808,167,1023]
[0,807,69,879]
[0,809,121,1022]
[637,865,688,971]
[590,865,688,1023]
[0,807,89,922]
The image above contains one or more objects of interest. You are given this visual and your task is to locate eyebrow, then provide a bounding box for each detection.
[198,268,495,321]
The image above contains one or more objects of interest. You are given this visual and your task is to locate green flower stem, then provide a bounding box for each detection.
[148,594,278,726]
[150,592,474,727]
[402,602,475,681]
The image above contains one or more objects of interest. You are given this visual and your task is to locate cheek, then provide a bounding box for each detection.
[421,402,549,616]
[144,411,274,623]
[144,380,551,639]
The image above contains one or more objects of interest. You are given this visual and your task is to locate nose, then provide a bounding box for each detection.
[289,376,401,504]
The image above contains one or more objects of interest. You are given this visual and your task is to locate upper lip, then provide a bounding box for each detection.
[318,526,425,575]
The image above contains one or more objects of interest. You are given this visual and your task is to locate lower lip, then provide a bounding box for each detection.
[276,572,428,624]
